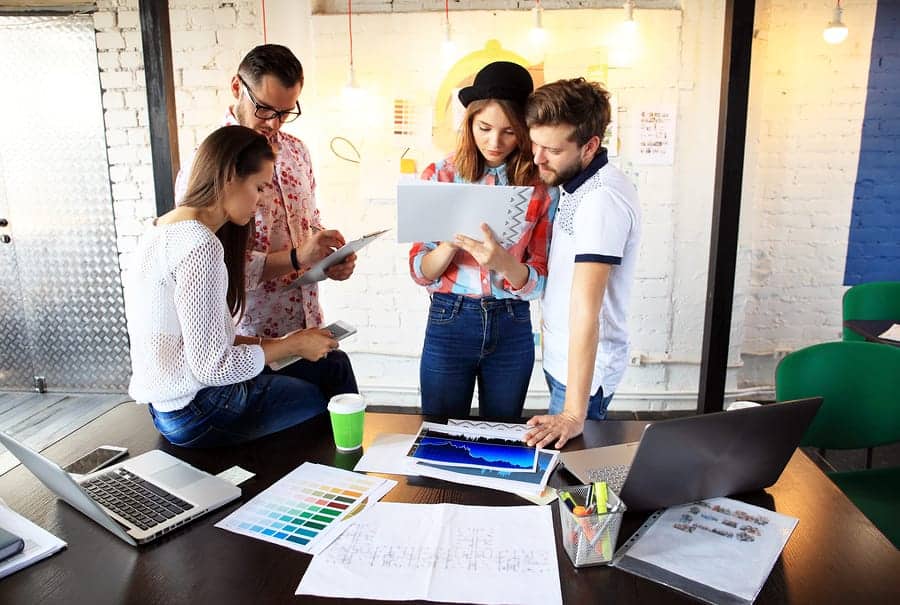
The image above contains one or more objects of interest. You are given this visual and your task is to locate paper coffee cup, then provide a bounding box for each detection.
[328,394,366,451]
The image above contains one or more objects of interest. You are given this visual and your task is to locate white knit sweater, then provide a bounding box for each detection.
[125,220,265,412]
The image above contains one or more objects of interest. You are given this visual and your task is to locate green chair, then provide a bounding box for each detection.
[842,281,900,341]
[776,341,900,548]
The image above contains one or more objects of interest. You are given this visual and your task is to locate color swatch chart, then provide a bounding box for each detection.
[215,462,396,554]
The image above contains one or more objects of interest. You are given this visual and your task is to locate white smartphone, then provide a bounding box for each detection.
[63,445,128,475]
[268,321,358,371]
[325,320,357,341]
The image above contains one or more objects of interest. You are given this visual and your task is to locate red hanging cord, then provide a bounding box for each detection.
[348,0,354,68]
[445,0,449,25]
[261,0,268,43]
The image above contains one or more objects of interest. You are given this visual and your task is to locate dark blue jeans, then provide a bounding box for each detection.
[263,349,358,399]
[149,373,327,448]
[545,370,615,420]
[419,293,535,419]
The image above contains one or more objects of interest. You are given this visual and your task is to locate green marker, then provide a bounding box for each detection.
[594,481,608,513]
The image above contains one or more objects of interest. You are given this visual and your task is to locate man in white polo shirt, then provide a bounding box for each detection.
[524,78,642,449]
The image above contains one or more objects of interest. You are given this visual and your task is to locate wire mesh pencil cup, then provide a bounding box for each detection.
[558,484,626,567]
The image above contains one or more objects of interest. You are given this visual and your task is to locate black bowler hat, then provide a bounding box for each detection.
[458,61,534,108]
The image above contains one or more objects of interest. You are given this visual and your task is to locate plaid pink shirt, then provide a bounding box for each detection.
[408,156,555,300]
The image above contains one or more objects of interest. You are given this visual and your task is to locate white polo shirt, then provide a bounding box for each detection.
[541,150,641,396]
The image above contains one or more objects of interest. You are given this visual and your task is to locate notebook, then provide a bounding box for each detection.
[558,398,823,511]
[0,431,240,546]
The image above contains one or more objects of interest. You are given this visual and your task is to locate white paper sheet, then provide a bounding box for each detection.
[878,323,900,341]
[296,228,389,285]
[397,182,534,244]
[447,418,530,440]
[354,433,420,476]
[618,497,798,603]
[0,504,66,579]
[297,502,562,605]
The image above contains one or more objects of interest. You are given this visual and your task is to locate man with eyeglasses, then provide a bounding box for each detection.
[176,44,359,400]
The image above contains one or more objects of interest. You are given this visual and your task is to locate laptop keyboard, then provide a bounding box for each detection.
[586,464,630,493]
[82,468,192,531]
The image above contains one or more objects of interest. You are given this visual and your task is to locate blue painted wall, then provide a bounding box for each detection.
[844,0,900,285]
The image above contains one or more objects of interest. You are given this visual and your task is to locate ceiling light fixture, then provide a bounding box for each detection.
[529,1,548,47]
[442,0,458,66]
[823,0,849,45]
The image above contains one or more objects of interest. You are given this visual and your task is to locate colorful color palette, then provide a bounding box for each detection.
[215,462,396,554]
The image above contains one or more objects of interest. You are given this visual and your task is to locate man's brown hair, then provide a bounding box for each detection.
[526,78,611,146]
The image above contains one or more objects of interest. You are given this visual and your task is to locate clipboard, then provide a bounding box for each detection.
[296,229,389,285]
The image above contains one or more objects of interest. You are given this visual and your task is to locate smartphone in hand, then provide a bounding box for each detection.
[325,320,357,341]
[268,321,357,371]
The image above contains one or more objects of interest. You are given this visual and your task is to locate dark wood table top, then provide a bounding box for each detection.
[1,403,899,604]
[844,319,900,346]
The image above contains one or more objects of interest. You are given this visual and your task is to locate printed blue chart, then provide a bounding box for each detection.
[215,462,395,554]
[407,424,538,471]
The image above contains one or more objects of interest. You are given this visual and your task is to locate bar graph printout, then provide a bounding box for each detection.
[297,502,563,605]
[215,462,396,554]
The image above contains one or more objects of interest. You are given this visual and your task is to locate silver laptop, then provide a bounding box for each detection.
[559,397,823,511]
[0,431,241,545]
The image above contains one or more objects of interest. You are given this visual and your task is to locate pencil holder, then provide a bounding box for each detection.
[558,484,626,567]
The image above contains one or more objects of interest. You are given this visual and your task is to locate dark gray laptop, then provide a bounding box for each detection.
[559,397,823,511]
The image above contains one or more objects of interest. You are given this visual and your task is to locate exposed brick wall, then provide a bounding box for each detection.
[92,0,887,409]
[741,0,878,360]
[93,0,262,265]
[844,0,900,284]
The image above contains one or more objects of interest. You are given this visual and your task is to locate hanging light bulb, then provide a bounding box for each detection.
[529,1,548,47]
[441,0,458,67]
[609,0,640,68]
[621,0,638,35]
[823,1,848,45]
[341,1,364,108]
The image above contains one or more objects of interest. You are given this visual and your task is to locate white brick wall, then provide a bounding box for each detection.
[96,0,881,410]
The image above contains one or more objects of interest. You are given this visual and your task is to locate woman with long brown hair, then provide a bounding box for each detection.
[125,125,336,447]
[408,61,556,419]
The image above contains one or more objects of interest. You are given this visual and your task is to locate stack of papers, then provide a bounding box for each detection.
[0,504,66,579]
[354,420,558,497]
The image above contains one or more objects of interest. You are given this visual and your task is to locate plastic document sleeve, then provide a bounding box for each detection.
[611,497,798,605]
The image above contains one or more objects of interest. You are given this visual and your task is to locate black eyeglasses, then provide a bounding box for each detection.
[238,75,302,122]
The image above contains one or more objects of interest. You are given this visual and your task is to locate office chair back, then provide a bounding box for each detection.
[842,281,900,341]
[775,341,900,449]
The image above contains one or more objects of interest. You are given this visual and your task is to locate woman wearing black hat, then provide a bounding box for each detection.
[408,61,557,419]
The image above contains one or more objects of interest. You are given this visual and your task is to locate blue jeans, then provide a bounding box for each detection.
[545,370,614,420]
[263,349,358,399]
[420,293,534,419]
[148,374,327,448]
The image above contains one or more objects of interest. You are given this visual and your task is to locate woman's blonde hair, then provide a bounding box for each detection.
[180,125,275,318]
[455,99,537,186]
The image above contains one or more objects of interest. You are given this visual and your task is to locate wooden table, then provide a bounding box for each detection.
[844,319,900,346]
[1,403,898,604]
